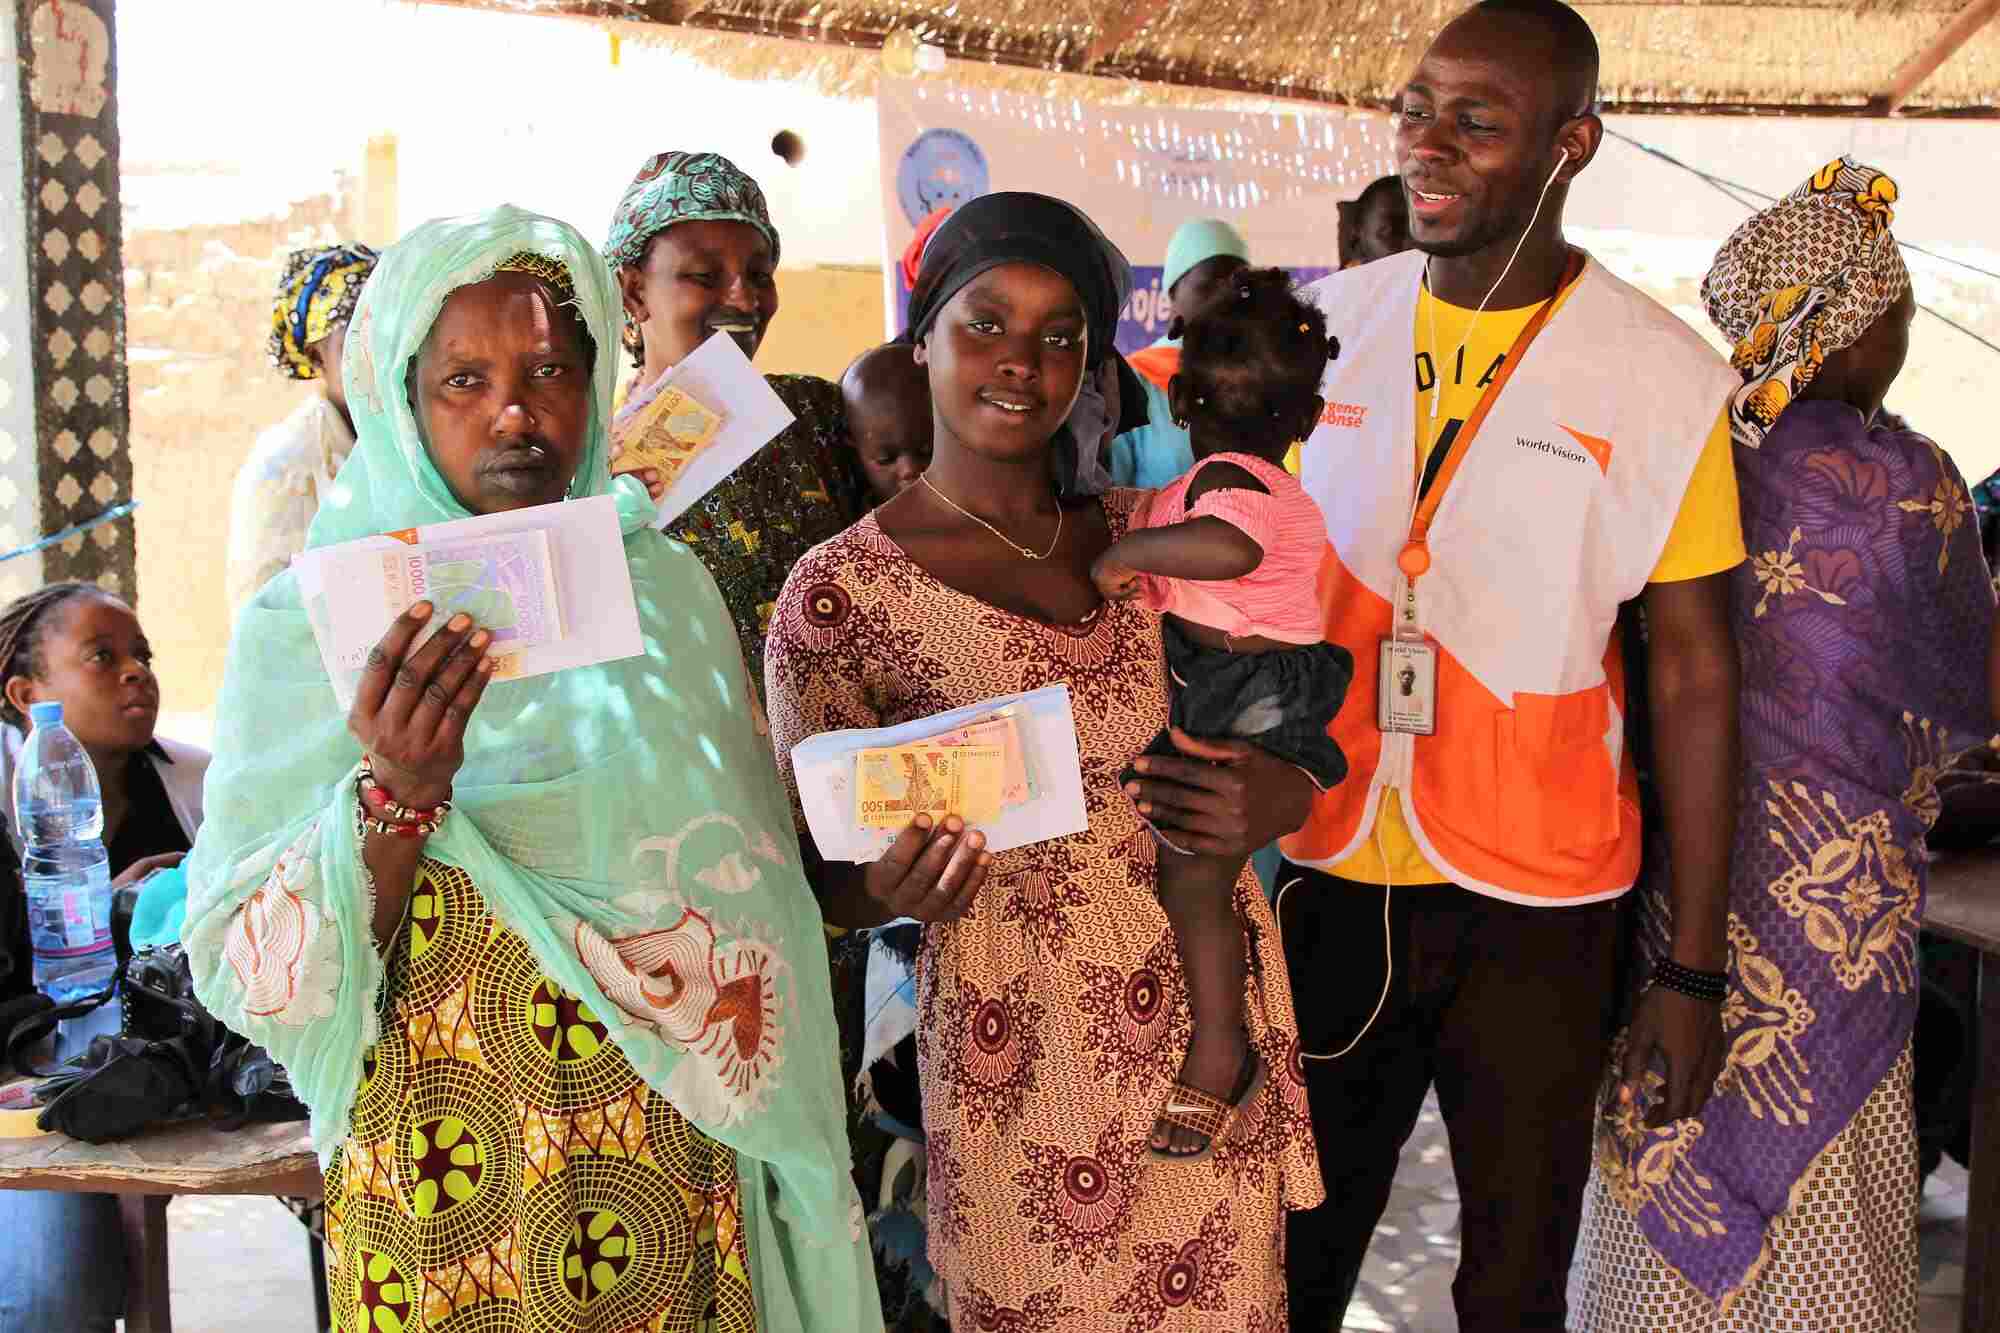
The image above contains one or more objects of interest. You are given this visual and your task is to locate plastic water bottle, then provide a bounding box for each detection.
[13,701,114,1005]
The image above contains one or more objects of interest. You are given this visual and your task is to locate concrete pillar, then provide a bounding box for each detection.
[0,0,134,602]
[359,132,399,249]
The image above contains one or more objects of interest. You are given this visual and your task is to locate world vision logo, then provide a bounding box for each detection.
[1559,425,1614,474]
[1320,402,1368,428]
[1514,436,1593,468]
[1513,426,1613,475]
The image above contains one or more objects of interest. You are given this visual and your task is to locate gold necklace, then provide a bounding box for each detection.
[920,473,1064,560]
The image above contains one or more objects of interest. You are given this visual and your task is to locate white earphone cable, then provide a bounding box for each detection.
[1425,149,1574,420]
[1281,813,1396,1064]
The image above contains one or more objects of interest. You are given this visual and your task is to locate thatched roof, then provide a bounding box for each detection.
[422,0,2000,113]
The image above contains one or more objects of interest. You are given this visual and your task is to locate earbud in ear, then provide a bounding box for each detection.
[1327,334,1341,362]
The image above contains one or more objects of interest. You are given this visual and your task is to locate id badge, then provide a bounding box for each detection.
[1378,638,1438,735]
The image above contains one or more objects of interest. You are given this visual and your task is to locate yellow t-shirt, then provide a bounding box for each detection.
[1332,282,1746,886]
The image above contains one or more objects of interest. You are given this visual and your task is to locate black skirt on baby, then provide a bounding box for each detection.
[1124,615,1354,792]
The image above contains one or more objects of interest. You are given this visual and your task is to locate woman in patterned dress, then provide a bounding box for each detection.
[183,207,881,1333]
[765,193,1323,1332]
[603,150,867,692]
[1571,159,1995,1330]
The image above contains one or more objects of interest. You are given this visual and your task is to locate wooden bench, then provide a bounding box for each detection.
[0,1111,320,1333]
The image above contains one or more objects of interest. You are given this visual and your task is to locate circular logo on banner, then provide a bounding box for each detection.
[897,129,989,225]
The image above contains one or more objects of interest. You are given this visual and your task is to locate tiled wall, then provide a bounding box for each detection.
[6,0,133,599]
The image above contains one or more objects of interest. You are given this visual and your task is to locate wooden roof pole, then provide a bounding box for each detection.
[1869,0,2000,114]
[1085,0,1177,69]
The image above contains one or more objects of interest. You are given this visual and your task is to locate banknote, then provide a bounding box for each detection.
[610,385,727,484]
[378,531,563,652]
[295,494,639,710]
[854,743,1004,828]
[318,530,565,675]
[925,707,1036,808]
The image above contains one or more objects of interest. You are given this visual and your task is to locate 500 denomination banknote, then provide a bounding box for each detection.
[854,743,1004,828]
[924,706,1037,808]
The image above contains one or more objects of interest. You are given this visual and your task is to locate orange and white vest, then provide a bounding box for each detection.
[1284,249,1738,904]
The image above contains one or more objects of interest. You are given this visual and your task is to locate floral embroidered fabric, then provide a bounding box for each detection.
[1574,1046,1920,1331]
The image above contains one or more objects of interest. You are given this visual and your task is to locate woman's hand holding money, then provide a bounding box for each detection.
[348,600,496,810]
[608,442,668,502]
[349,601,495,950]
[864,814,994,923]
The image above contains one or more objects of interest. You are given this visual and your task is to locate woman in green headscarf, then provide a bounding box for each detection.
[183,206,881,1333]
[605,151,867,692]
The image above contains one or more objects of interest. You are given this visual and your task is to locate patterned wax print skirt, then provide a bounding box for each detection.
[323,859,757,1333]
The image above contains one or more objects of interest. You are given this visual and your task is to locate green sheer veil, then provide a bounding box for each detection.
[185,205,881,1331]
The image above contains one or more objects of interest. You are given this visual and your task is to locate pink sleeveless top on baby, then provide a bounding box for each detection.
[1137,451,1331,645]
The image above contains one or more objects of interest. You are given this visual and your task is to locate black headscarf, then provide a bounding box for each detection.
[904,192,1132,371]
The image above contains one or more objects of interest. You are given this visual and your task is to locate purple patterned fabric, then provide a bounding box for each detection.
[1599,398,1994,1305]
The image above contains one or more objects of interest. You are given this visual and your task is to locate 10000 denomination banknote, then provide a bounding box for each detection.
[323,530,566,673]
[854,743,1004,827]
[379,533,561,649]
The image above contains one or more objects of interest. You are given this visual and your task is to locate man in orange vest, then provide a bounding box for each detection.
[1279,1,1744,1328]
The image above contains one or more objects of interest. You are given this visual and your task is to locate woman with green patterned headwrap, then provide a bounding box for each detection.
[184,205,881,1333]
[605,150,866,694]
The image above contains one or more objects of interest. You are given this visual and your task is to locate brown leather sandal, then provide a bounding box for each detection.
[1150,1051,1267,1163]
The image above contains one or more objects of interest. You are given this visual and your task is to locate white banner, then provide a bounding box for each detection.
[877,79,1398,352]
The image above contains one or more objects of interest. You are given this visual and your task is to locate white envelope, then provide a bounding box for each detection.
[644,332,798,530]
[292,494,642,708]
[789,685,1089,863]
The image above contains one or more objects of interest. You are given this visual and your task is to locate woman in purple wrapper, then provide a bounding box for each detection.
[1571,158,1995,1330]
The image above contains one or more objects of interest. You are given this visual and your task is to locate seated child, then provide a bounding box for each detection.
[839,343,934,506]
[0,582,210,1333]
[1091,269,1352,1159]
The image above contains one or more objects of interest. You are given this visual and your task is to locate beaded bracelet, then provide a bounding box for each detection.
[360,780,453,825]
[358,757,451,825]
[362,811,446,839]
[1652,958,1728,1004]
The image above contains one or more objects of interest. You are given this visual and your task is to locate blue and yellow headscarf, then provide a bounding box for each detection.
[268,242,378,380]
[602,151,780,274]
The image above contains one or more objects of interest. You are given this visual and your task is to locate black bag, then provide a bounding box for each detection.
[31,944,307,1144]
[32,1032,202,1143]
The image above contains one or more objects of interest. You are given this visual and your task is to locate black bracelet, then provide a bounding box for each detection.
[1652,958,1729,1004]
